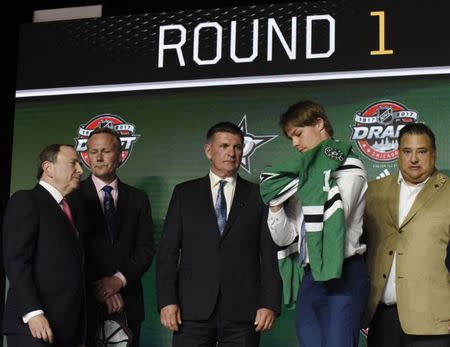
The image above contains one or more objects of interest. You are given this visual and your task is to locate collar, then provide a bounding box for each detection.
[39,180,64,204]
[209,170,236,188]
[397,171,430,189]
[91,175,119,193]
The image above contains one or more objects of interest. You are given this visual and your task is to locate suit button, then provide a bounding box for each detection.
[383,274,387,279]
[388,250,393,255]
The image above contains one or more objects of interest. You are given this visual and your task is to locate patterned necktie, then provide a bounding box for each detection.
[215,180,227,234]
[102,185,116,242]
[60,198,76,230]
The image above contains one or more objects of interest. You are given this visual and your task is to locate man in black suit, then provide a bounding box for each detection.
[156,122,282,347]
[2,144,85,347]
[69,127,154,347]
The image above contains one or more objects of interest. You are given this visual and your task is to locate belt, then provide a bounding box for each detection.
[303,254,364,272]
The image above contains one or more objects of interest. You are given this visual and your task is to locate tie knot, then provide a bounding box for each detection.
[218,180,227,189]
[102,185,113,194]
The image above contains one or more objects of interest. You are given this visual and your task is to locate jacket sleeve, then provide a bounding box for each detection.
[258,201,283,315]
[121,191,155,288]
[2,191,42,316]
[155,184,182,310]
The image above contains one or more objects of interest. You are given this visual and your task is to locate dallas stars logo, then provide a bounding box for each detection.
[239,115,277,173]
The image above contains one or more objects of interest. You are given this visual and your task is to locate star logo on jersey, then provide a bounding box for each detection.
[238,115,277,173]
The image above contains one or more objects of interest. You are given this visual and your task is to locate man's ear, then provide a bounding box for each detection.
[315,117,325,132]
[204,143,212,160]
[42,161,53,178]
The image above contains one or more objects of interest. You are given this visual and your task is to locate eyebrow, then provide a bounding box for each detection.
[400,146,429,150]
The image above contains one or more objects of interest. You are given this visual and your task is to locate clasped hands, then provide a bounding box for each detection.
[94,276,124,314]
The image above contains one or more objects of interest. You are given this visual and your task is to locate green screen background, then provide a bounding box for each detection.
[11,75,450,346]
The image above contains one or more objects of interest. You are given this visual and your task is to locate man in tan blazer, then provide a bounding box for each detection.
[364,123,450,347]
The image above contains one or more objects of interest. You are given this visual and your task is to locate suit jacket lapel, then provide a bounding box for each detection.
[400,171,445,229]
[82,176,107,237]
[115,180,128,240]
[200,175,221,236]
[84,176,103,212]
[34,184,81,246]
[387,174,400,230]
[221,176,249,240]
[35,184,68,225]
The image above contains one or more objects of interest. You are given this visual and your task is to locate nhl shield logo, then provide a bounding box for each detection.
[351,101,418,162]
[75,114,140,169]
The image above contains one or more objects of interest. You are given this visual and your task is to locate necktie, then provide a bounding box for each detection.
[60,198,75,229]
[102,185,116,243]
[215,180,227,234]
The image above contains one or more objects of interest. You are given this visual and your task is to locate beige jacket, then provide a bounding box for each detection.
[364,171,450,335]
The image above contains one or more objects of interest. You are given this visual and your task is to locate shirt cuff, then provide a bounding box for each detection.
[268,206,287,229]
[268,205,285,217]
[114,272,127,287]
[22,310,44,323]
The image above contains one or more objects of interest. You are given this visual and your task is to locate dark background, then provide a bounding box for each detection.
[5,0,304,204]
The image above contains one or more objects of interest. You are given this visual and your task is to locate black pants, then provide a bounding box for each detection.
[7,334,81,347]
[368,303,450,347]
[127,320,141,347]
[173,295,260,347]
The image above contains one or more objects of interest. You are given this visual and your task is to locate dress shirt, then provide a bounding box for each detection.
[267,169,368,261]
[381,173,429,305]
[22,181,67,323]
[91,175,119,211]
[209,171,236,219]
[91,175,126,287]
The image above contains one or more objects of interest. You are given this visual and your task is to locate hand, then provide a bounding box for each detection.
[254,308,276,332]
[160,304,182,332]
[104,293,125,314]
[28,314,54,343]
[94,276,123,301]
[269,205,282,213]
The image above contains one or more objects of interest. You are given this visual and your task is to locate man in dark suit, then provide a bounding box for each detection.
[156,122,282,347]
[2,144,85,347]
[69,126,154,347]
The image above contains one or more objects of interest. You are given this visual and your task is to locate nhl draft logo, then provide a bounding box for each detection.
[351,101,418,162]
[239,115,277,173]
[75,114,140,169]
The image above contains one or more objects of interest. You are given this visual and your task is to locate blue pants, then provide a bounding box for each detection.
[296,255,369,347]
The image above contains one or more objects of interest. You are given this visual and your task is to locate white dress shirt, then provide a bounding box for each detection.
[380,173,429,305]
[267,168,368,262]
